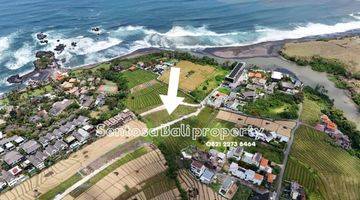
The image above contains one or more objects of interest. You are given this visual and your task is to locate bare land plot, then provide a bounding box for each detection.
[281,36,360,72]
[159,60,216,91]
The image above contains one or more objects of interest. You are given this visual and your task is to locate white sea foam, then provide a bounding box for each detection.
[5,43,34,70]
[108,19,360,50]
[350,12,360,20]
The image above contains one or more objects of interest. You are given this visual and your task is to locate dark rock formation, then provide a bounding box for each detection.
[54,44,66,53]
[7,74,23,83]
[36,32,47,40]
[35,51,55,58]
[92,27,100,32]
[71,42,77,47]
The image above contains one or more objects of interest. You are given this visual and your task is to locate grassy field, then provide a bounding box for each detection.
[125,82,195,114]
[39,173,82,200]
[300,96,324,126]
[122,69,158,88]
[281,37,360,73]
[142,105,197,128]
[159,60,216,91]
[20,85,53,100]
[285,125,360,200]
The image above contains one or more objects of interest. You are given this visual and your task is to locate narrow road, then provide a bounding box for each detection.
[275,103,303,200]
[140,102,201,117]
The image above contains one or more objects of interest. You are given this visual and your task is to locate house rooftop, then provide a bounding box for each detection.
[4,150,23,165]
[20,140,41,154]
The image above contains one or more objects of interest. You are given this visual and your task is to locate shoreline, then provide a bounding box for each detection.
[2,29,360,95]
[201,28,360,59]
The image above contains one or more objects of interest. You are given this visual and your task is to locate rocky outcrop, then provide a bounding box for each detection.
[36,32,47,40]
[7,74,23,84]
[54,44,66,53]
[34,51,58,70]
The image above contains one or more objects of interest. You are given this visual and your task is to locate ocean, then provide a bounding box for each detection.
[0,0,360,93]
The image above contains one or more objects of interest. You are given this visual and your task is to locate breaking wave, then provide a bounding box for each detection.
[350,12,360,20]
[5,43,34,70]
[2,17,360,73]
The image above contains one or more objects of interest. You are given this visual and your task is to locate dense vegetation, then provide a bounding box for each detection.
[241,91,302,120]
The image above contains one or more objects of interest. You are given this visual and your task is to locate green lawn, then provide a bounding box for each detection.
[39,173,82,200]
[122,69,158,88]
[242,92,299,120]
[285,125,360,200]
[217,87,231,95]
[143,105,197,128]
[125,82,195,114]
[20,85,53,100]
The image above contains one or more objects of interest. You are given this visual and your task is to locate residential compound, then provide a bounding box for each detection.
[0,69,136,191]
[183,145,278,199]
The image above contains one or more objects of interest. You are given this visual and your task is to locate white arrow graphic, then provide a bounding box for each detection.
[160,67,184,115]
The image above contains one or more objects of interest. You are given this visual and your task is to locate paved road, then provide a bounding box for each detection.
[274,103,303,200]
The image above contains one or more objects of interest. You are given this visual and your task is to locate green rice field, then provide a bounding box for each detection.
[122,69,158,88]
[125,82,195,114]
[285,125,360,200]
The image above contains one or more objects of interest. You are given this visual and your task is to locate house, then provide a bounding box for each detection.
[0,170,17,187]
[241,91,257,100]
[27,155,45,170]
[271,71,283,80]
[253,173,264,185]
[229,163,246,179]
[281,82,295,90]
[225,62,246,83]
[35,151,48,162]
[252,153,262,167]
[73,129,90,144]
[241,152,254,165]
[259,158,272,173]
[0,178,6,190]
[54,140,68,151]
[44,145,59,157]
[20,140,41,155]
[245,169,255,181]
[219,177,238,199]
[80,95,94,108]
[49,99,73,116]
[38,136,49,147]
[4,151,24,166]
[95,93,106,107]
[190,160,206,177]
[227,146,243,161]
[199,168,215,184]
[291,182,300,200]
[14,136,24,145]
[4,142,14,150]
[8,166,22,176]
[45,132,57,141]
[267,173,276,184]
